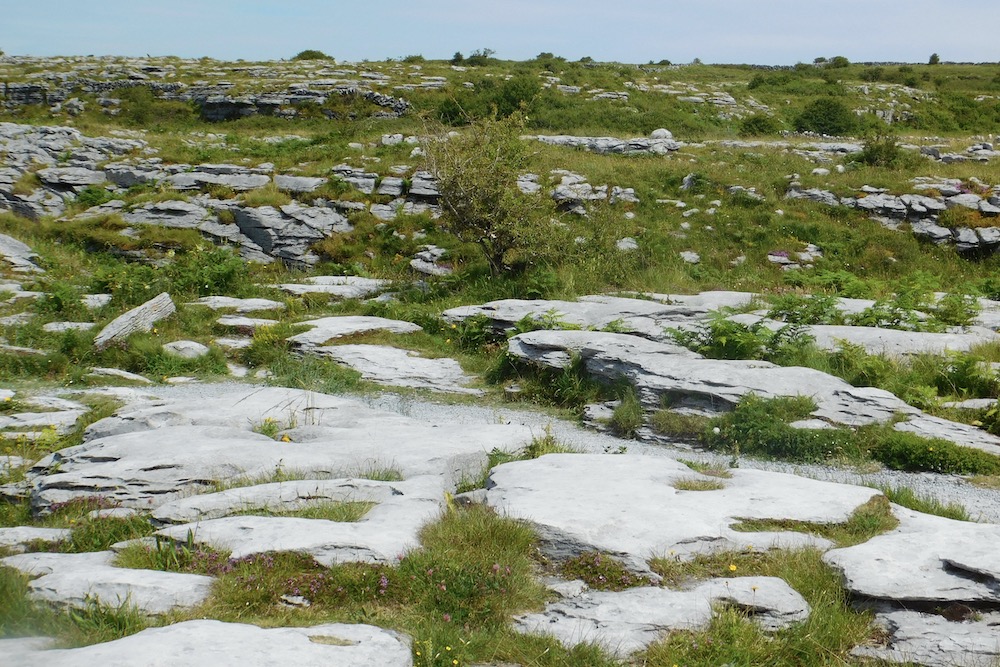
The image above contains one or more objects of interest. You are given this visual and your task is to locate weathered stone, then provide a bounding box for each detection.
[186,296,285,312]
[852,611,1000,667]
[122,200,208,228]
[36,167,107,189]
[155,476,443,565]
[0,550,213,615]
[277,276,392,299]
[516,577,809,657]
[162,340,210,359]
[216,315,279,333]
[28,387,531,510]
[287,316,421,350]
[86,367,153,384]
[93,292,175,351]
[824,506,1000,605]
[0,526,71,553]
[487,454,879,574]
[5,620,413,667]
[167,172,270,191]
[508,329,915,427]
[273,174,327,193]
[41,321,95,333]
[0,232,44,273]
[310,344,483,394]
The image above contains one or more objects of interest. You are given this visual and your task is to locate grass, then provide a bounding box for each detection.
[673,478,726,491]
[229,501,375,522]
[877,485,971,521]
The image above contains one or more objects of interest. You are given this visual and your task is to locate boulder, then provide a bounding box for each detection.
[93,292,175,351]
[286,316,421,350]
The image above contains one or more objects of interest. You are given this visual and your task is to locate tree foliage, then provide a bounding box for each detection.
[423,112,562,274]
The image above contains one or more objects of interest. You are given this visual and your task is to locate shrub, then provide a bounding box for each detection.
[738,114,782,136]
[611,385,643,438]
[868,430,1000,475]
[795,98,858,135]
[669,315,815,362]
[291,49,332,61]
[424,112,564,274]
[850,130,914,168]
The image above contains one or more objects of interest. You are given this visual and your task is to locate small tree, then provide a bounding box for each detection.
[424,112,562,274]
[828,55,851,68]
[450,51,464,65]
[929,53,941,65]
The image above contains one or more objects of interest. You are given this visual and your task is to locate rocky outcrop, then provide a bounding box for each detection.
[93,292,176,351]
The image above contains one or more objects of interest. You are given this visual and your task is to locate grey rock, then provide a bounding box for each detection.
[331,164,377,194]
[531,135,680,155]
[0,233,44,273]
[0,550,213,615]
[5,619,413,667]
[273,276,391,299]
[310,344,483,394]
[168,172,271,192]
[616,237,638,252]
[156,476,443,565]
[376,176,405,197]
[516,577,809,657]
[287,316,421,350]
[679,251,700,264]
[486,454,880,574]
[36,167,107,189]
[186,296,285,312]
[28,387,531,509]
[162,340,210,359]
[824,506,1000,605]
[910,220,954,244]
[41,321,95,333]
[507,329,915,427]
[93,292,175,351]
[946,193,983,210]
[273,174,327,193]
[216,315,279,333]
[852,611,1000,667]
[122,200,208,228]
[86,367,153,384]
[0,526,71,553]
[408,171,439,199]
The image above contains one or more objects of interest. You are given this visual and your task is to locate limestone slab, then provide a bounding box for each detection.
[0,550,213,615]
[94,292,175,351]
[851,611,1000,667]
[516,576,809,657]
[287,316,421,349]
[311,344,482,394]
[6,619,413,667]
[156,476,444,565]
[824,506,1000,605]
[485,454,880,573]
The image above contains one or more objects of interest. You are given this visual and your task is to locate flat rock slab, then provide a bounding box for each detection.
[516,576,809,657]
[824,506,1000,605]
[152,477,418,524]
[0,232,44,273]
[187,296,285,312]
[485,454,880,573]
[443,294,732,339]
[310,344,483,394]
[0,550,213,615]
[162,340,210,359]
[156,476,444,565]
[0,526,70,553]
[94,292,175,351]
[852,610,1000,667]
[216,315,279,332]
[508,329,915,428]
[28,387,531,510]
[274,276,391,299]
[729,315,998,356]
[287,316,422,349]
[6,619,413,667]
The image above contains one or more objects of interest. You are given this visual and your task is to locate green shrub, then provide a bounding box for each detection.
[291,49,332,61]
[75,186,115,208]
[795,98,857,135]
[766,292,842,325]
[669,316,815,362]
[868,430,1000,475]
[738,114,782,136]
[850,130,919,169]
[424,112,565,274]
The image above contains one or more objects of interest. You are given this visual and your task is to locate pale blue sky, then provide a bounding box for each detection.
[3,1,998,65]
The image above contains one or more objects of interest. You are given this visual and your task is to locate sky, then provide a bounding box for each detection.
[3,1,998,65]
